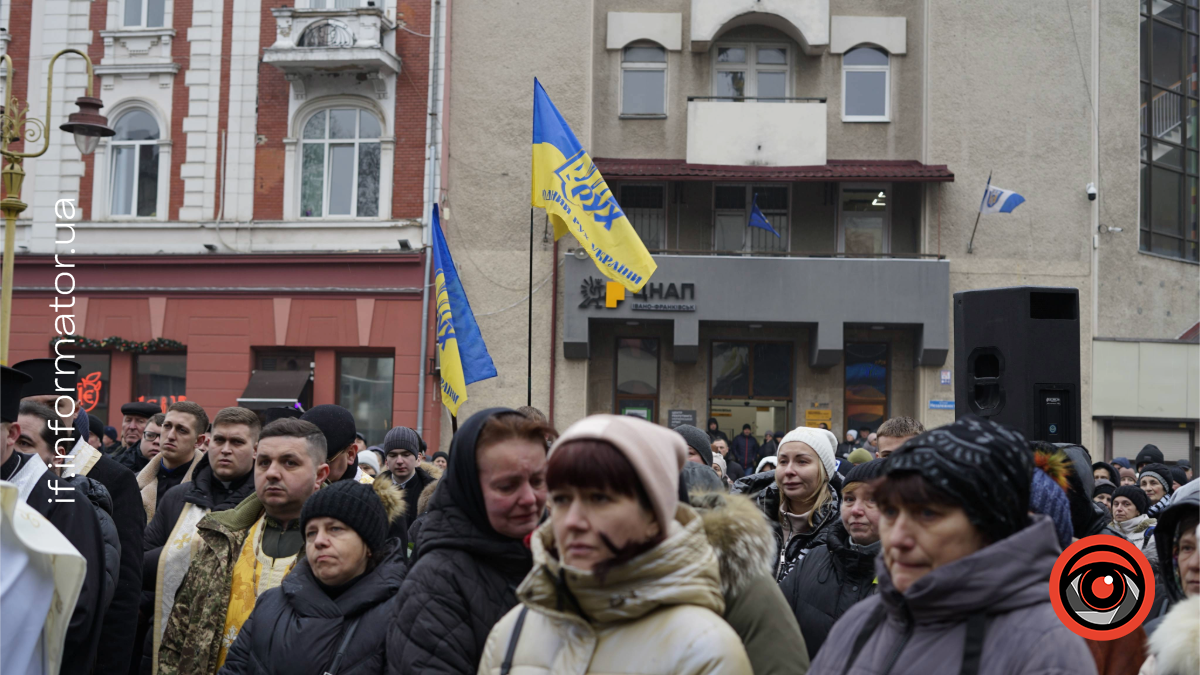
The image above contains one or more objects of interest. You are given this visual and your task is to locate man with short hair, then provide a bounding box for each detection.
[712,438,744,480]
[141,407,261,674]
[731,423,763,474]
[136,401,209,522]
[379,425,435,548]
[3,366,108,675]
[159,418,330,675]
[875,416,926,459]
[301,404,373,484]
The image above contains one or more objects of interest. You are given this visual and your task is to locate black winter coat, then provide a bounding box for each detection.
[732,470,840,581]
[65,473,122,614]
[113,441,150,472]
[218,544,407,675]
[82,453,146,675]
[779,521,879,660]
[386,408,537,675]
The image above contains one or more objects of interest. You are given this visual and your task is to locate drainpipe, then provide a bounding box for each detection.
[416,0,443,439]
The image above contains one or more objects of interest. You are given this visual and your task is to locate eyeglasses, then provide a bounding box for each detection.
[143,431,160,441]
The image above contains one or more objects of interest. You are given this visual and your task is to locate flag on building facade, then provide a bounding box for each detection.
[979,174,1026,214]
[531,78,656,292]
[748,194,781,237]
[431,204,496,416]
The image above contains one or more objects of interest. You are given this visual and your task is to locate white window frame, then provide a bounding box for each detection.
[711,183,791,253]
[121,0,167,28]
[299,108,384,219]
[619,183,668,249]
[711,42,791,100]
[837,182,893,254]
[619,42,669,118]
[94,102,171,222]
[842,45,891,122]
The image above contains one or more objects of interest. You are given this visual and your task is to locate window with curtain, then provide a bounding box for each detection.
[110,109,160,218]
[843,46,890,121]
[1140,0,1199,262]
[712,43,790,100]
[124,0,165,27]
[621,43,667,116]
[301,108,383,218]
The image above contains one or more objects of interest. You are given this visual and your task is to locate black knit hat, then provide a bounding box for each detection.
[1091,461,1118,483]
[301,405,357,459]
[300,480,387,553]
[383,426,422,456]
[1112,485,1149,516]
[431,451,449,463]
[1140,463,1174,495]
[88,413,105,440]
[843,458,887,487]
[885,415,1032,544]
[1135,444,1164,468]
[1093,479,1116,497]
[1169,467,1188,487]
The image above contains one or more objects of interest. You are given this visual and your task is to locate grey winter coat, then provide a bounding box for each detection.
[732,470,840,581]
[809,516,1097,675]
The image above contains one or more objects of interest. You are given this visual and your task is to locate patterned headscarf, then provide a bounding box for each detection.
[885,415,1034,544]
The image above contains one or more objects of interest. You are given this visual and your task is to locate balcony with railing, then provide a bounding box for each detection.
[264,6,400,84]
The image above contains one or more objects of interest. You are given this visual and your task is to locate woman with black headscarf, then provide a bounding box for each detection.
[385,408,555,675]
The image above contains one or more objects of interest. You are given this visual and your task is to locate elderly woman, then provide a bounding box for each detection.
[386,408,555,675]
[478,415,751,675]
[1140,463,1175,518]
[733,427,841,580]
[809,416,1096,675]
[218,480,407,675]
[782,459,885,660]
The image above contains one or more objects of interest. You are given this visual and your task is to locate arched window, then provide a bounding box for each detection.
[842,46,890,122]
[300,108,382,218]
[621,43,667,116]
[110,109,161,217]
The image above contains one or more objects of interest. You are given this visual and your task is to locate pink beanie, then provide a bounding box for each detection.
[549,415,686,530]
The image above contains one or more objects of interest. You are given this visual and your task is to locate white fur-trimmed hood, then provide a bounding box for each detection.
[687,491,775,598]
[1146,595,1200,675]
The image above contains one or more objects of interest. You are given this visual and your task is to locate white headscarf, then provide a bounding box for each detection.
[778,427,839,479]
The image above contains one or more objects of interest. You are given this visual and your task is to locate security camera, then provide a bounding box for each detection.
[1086,183,1097,201]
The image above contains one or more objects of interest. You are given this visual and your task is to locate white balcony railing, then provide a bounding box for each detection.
[264,6,400,87]
[686,98,827,167]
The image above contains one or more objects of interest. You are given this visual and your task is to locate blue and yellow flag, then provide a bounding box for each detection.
[431,204,496,416]
[531,78,656,292]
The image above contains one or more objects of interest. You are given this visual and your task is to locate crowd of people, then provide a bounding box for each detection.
[2,359,1197,675]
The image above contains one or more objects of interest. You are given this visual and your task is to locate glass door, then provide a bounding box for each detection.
[839,183,891,255]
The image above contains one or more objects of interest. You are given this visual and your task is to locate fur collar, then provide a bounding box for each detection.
[1147,595,1199,675]
[135,449,202,522]
[687,491,775,598]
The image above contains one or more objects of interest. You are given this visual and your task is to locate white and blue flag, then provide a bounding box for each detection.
[979,175,1025,214]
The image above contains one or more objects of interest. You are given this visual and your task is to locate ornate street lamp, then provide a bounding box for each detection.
[0,49,113,364]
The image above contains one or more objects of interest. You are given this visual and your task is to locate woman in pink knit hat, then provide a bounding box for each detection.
[477,414,753,675]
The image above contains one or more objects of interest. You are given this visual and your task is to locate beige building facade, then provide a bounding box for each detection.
[437,0,1199,462]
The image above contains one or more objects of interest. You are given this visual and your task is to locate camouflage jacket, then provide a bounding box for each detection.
[157,492,264,675]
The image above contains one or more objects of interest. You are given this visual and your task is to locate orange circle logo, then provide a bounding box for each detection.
[1049,536,1155,641]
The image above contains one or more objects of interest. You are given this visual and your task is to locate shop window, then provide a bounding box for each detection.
[338,355,394,445]
[124,0,165,27]
[714,185,788,253]
[842,46,890,121]
[1140,2,1199,262]
[615,338,659,421]
[75,353,112,425]
[135,353,187,413]
[844,343,889,434]
[712,43,789,100]
[621,43,668,117]
[710,341,793,399]
[839,183,891,255]
[255,350,315,410]
[110,109,161,218]
[621,184,666,249]
[301,108,383,218]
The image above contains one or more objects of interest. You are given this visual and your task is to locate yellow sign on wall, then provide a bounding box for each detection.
[805,409,832,422]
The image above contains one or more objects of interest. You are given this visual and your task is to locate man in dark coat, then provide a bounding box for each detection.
[706,417,729,443]
[386,408,543,675]
[2,365,107,675]
[13,358,148,675]
[730,424,763,473]
[109,401,160,465]
[377,426,436,556]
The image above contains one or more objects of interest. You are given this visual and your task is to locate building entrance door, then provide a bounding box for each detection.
[708,340,793,469]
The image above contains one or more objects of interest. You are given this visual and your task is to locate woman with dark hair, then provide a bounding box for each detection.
[781,459,885,660]
[386,409,555,675]
[478,415,752,675]
[732,426,841,580]
[808,416,1095,675]
[218,480,407,674]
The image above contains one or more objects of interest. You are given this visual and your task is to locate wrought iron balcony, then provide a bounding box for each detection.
[264,6,400,91]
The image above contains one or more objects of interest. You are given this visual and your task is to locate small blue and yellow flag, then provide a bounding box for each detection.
[531,78,656,292]
[431,204,496,416]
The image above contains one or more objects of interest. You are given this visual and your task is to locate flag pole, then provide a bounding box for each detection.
[451,413,458,435]
[967,171,992,254]
[527,208,534,407]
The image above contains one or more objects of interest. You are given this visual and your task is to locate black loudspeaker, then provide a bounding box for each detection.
[953,286,1081,444]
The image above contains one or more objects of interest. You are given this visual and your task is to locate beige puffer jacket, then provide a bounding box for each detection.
[477,505,752,675]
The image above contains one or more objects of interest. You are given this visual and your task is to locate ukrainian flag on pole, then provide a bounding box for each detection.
[431,204,496,416]
[531,78,656,292]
